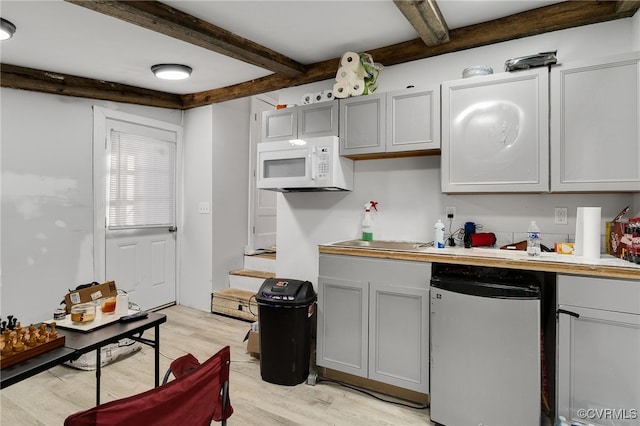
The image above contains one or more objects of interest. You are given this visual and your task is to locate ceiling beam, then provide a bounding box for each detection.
[0,64,183,109]
[366,0,635,69]
[3,1,636,109]
[182,0,633,108]
[393,0,450,45]
[616,0,640,13]
[66,0,306,78]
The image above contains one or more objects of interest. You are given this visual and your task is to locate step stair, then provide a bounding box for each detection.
[213,253,276,320]
[226,253,276,293]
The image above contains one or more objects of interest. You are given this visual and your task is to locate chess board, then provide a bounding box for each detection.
[0,323,65,370]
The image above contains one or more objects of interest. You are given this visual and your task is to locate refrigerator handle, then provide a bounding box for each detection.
[556,308,580,319]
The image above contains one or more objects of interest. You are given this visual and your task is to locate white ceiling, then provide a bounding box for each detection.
[0,0,562,95]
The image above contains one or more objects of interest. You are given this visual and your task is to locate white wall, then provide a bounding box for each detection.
[275,18,639,285]
[178,98,251,312]
[211,98,251,293]
[0,89,181,324]
[180,105,214,311]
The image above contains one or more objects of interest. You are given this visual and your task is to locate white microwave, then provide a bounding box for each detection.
[257,136,353,192]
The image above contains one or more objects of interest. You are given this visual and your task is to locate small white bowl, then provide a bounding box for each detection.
[462,66,493,78]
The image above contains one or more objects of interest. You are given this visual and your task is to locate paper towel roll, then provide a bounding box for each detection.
[302,93,313,104]
[349,78,366,97]
[333,81,350,98]
[336,66,353,82]
[575,207,601,259]
[322,90,334,101]
[341,52,360,70]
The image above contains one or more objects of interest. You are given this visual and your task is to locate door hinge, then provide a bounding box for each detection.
[252,226,255,234]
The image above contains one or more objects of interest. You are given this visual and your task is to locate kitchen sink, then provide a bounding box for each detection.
[329,240,431,252]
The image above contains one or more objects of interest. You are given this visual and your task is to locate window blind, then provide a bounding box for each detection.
[108,130,176,229]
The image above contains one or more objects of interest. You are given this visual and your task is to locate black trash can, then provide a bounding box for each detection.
[255,278,316,386]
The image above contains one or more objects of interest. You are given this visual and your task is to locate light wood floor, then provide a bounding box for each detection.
[1,305,433,425]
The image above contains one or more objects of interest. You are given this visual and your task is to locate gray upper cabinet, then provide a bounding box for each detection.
[262,107,297,142]
[339,87,440,156]
[550,51,640,192]
[386,86,440,152]
[339,93,386,156]
[441,68,550,193]
[262,100,338,142]
[297,100,339,139]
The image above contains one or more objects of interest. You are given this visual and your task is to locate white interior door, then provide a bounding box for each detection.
[247,96,277,254]
[94,107,180,310]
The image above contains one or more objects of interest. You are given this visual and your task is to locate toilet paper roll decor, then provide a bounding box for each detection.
[333,81,349,98]
[575,207,602,259]
[334,51,383,98]
[340,52,361,70]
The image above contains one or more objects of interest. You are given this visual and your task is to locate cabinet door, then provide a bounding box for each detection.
[386,87,440,152]
[298,100,339,139]
[262,108,297,142]
[339,93,386,156]
[368,282,429,393]
[316,276,368,378]
[551,52,640,192]
[557,305,640,425]
[441,68,549,192]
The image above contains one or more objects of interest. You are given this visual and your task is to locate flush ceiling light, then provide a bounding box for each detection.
[0,18,16,40]
[151,64,192,80]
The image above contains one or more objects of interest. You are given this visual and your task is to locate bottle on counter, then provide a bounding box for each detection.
[527,220,541,256]
[361,201,378,241]
[434,219,445,248]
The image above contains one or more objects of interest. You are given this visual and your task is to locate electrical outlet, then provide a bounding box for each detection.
[554,207,568,224]
[446,206,456,219]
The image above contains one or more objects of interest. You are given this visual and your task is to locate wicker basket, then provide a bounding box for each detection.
[211,288,258,321]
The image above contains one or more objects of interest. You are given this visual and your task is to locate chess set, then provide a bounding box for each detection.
[0,315,65,370]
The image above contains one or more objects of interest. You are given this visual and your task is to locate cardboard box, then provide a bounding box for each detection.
[65,281,118,311]
[246,330,260,357]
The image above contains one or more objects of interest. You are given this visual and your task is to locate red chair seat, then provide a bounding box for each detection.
[65,346,233,426]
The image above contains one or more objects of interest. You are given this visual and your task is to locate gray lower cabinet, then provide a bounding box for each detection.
[557,274,640,425]
[317,254,430,393]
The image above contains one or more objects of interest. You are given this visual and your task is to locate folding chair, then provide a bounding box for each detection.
[64,346,233,426]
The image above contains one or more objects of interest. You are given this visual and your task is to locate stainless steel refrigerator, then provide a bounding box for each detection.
[430,272,541,426]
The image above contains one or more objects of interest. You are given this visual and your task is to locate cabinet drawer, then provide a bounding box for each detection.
[557,274,640,314]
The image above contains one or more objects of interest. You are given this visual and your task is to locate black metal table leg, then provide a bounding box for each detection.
[96,348,101,405]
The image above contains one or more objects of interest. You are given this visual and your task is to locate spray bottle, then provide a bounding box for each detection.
[362,201,378,241]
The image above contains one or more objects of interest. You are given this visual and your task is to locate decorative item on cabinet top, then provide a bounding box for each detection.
[333,52,383,99]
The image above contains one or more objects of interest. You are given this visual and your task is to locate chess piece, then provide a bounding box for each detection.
[49,322,58,338]
[25,324,38,348]
[13,331,25,352]
[38,324,48,343]
[27,324,37,347]
[1,329,13,355]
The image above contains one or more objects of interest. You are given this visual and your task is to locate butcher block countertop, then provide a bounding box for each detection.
[318,244,640,280]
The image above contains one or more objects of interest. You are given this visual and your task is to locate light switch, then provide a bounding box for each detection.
[199,202,210,214]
